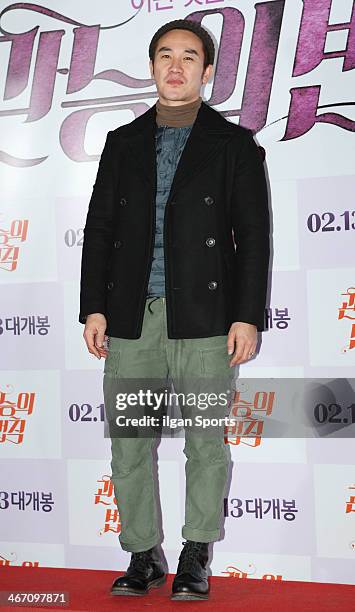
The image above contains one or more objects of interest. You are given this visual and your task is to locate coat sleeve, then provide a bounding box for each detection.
[231,128,270,332]
[79,130,117,324]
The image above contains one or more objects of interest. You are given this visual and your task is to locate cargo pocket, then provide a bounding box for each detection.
[199,345,232,377]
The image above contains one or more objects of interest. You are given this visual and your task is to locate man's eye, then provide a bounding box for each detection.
[184,57,193,60]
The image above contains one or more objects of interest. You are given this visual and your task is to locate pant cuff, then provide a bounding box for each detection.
[119,534,160,553]
[182,526,220,543]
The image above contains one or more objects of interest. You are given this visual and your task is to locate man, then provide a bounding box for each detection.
[79,19,270,601]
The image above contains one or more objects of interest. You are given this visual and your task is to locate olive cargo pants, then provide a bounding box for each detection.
[103,297,234,552]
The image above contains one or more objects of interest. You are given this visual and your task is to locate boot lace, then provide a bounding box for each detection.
[178,541,207,574]
[129,549,153,574]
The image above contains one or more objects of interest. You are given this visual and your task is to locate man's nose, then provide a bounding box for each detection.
[169,59,183,71]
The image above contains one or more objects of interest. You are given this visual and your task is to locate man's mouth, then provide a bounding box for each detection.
[167,80,184,85]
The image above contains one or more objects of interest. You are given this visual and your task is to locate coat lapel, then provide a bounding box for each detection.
[123,107,157,194]
[124,100,235,199]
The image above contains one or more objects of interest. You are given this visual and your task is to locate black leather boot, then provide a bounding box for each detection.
[111,544,166,596]
[171,540,210,600]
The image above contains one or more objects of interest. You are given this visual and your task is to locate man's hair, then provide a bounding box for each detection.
[149,19,215,70]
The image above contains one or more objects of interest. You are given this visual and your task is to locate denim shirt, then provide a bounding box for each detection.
[147,124,193,297]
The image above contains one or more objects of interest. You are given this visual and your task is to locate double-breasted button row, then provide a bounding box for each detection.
[119,196,213,207]
[108,280,217,291]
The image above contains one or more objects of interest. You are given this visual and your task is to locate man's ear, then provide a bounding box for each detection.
[202,64,213,85]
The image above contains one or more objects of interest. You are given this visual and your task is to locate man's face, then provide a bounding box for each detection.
[149,29,213,106]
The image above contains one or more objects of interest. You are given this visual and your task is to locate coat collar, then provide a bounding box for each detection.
[120,100,236,199]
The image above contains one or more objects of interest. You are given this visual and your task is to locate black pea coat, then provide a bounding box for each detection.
[79,100,270,339]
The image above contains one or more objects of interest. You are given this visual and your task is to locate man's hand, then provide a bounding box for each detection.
[227,321,257,367]
[83,313,108,359]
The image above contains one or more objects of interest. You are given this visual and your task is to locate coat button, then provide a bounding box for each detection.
[107,281,114,290]
[120,197,127,206]
[204,196,214,205]
[206,237,215,247]
[170,200,176,206]
[208,280,218,290]
[114,240,122,248]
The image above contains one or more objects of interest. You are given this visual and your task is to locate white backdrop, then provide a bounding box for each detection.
[1,0,355,585]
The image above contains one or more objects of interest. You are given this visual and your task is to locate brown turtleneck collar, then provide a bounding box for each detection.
[155,96,202,128]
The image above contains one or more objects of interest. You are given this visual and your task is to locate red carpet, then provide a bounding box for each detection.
[0,566,354,611]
